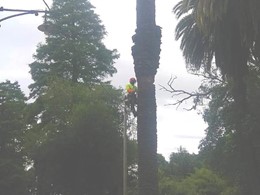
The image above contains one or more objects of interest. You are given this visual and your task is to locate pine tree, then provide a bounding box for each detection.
[29,0,119,98]
[26,1,123,194]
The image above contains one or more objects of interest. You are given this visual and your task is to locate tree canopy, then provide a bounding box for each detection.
[0,81,29,195]
[29,0,119,98]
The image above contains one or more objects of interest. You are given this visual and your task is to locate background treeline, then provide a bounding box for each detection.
[0,76,241,195]
[2,0,260,194]
[158,60,260,195]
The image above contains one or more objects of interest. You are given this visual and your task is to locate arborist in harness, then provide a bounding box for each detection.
[125,77,137,117]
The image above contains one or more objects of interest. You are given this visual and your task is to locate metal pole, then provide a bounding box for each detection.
[0,7,48,23]
[123,103,127,195]
[0,7,46,13]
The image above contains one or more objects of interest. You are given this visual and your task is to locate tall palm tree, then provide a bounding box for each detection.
[131,0,161,194]
[174,0,260,108]
[173,0,260,194]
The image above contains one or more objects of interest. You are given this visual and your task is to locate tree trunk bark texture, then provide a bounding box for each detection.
[235,118,260,195]
[132,0,161,195]
[137,77,158,195]
[235,114,260,195]
[228,31,260,194]
[232,78,260,195]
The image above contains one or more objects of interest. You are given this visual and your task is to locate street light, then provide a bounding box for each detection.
[37,12,53,35]
[0,5,51,34]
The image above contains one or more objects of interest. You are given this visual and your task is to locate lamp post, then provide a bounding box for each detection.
[123,104,128,195]
[0,5,50,34]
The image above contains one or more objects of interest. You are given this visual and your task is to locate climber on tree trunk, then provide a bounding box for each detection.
[125,77,138,117]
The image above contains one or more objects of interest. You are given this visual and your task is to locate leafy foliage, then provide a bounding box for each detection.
[168,147,199,179]
[173,1,260,193]
[158,148,238,195]
[173,0,260,109]
[26,80,124,194]
[29,0,119,98]
[198,64,260,192]
[178,168,239,195]
[24,0,125,194]
[0,81,29,195]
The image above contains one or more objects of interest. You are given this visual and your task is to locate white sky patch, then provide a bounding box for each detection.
[157,106,206,159]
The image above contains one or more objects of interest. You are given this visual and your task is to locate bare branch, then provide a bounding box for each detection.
[187,69,225,85]
[160,74,222,110]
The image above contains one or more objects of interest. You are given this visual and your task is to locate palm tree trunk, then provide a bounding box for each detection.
[132,0,161,195]
[137,77,158,195]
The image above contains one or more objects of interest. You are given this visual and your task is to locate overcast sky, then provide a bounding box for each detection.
[0,0,207,159]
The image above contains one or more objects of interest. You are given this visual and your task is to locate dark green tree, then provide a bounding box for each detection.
[26,80,123,195]
[178,168,239,195]
[158,149,238,195]
[168,147,198,179]
[26,0,123,194]
[158,154,169,176]
[0,81,29,195]
[131,0,161,194]
[199,78,237,174]
[29,0,119,98]
[173,1,260,193]
[198,63,260,193]
[174,0,260,109]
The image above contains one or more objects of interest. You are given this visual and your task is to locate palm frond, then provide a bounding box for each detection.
[173,0,196,19]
